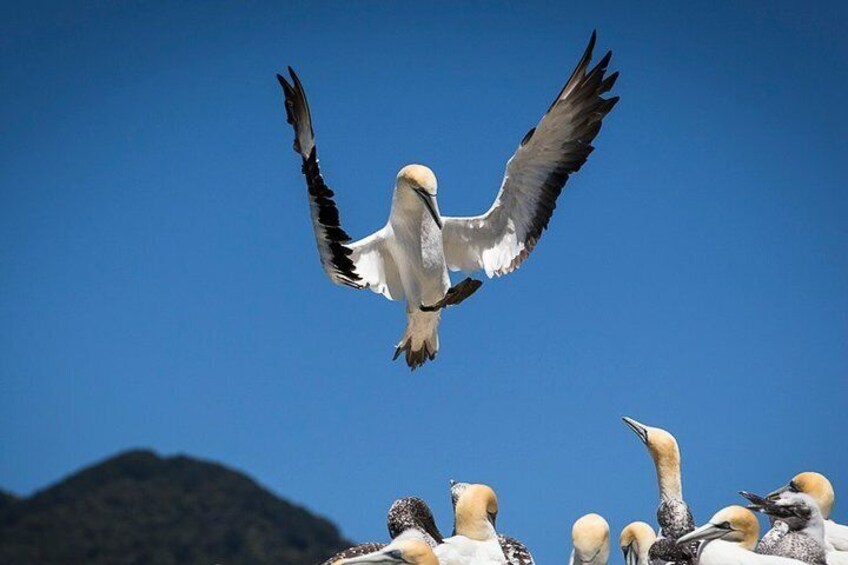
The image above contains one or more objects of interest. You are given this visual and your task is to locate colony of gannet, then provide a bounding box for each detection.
[320,418,844,565]
[277,32,619,369]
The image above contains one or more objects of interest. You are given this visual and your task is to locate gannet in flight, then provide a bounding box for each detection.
[676,505,807,565]
[436,483,506,565]
[622,417,696,563]
[277,32,619,369]
[340,539,439,565]
[322,497,444,565]
[740,491,828,565]
[449,480,535,565]
[569,513,610,565]
[620,521,657,565]
[768,472,848,555]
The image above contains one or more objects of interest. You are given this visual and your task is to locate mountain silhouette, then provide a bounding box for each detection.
[0,449,353,564]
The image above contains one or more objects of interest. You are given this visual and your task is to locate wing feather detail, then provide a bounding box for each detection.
[443,32,619,277]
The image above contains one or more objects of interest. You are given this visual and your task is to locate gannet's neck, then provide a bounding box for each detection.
[653,450,682,501]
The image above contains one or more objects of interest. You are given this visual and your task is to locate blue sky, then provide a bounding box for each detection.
[1,1,846,562]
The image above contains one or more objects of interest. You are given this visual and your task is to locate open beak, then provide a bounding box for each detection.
[677,523,728,545]
[739,490,770,512]
[414,188,443,229]
[622,417,649,444]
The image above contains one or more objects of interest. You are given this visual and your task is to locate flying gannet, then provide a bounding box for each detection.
[322,497,444,565]
[740,490,828,565]
[277,32,619,369]
[622,417,696,564]
[768,472,848,555]
[340,539,439,565]
[449,480,535,565]
[569,513,610,565]
[620,521,657,565]
[436,483,506,565]
[676,505,807,565]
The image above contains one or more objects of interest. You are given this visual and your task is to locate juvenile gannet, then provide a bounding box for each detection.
[569,513,610,565]
[436,483,506,565]
[340,539,439,565]
[768,472,848,554]
[676,505,806,565]
[277,32,619,369]
[740,491,828,565]
[322,497,444,565]
[620,521,657,565]
[622,417,696,563]
[449,480,535,565]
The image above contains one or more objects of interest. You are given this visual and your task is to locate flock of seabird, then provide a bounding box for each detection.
[317,417,845,565]
[278,33,619,369]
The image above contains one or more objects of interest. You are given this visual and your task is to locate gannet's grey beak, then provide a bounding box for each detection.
[343,549,402,564]
[622,416,649,444]
[739,490,769,511]
[677,523,728,545]
[767,483,792,500]
[414,188,443,229]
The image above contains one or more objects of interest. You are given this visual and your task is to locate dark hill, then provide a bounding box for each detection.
[0,449,353,565]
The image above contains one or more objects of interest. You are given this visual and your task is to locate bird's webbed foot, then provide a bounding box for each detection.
[419,277,483,312]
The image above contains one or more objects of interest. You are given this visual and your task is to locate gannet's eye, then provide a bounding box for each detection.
[717,521,732,530]
[789,481,800,493]
[386,549,403,560]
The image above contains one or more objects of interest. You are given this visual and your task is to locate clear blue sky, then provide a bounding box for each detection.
[2,1,846,562]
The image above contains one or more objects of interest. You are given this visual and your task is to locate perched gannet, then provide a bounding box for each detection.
[676,505,806,565]
[436,483,506,565]
[740,491,828,565]
[569,513,610,565]
[768,472,848,554]
[622,417,695,563]
[449,481,535,565]
[620,521,657,565]
[322,497,444,565]
[340,539,439,565]
[277,32,619,369]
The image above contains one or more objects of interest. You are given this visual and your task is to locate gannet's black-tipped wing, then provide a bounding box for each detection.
[443,32,619,277]
[277,69,403,300]
[320,543,387,565]
[499,534,536,565]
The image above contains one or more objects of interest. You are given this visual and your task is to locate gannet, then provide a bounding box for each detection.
[768,472,848,554]
[449,480,535,565]
[622,417,696,563]
[340,539,439,565]
[277,32,619,369]
[436,483,506,565]
[620,521,657,565]
[569,513,610,565]
[675,505,807,565]
[740,491,828,565]
[322,497,444,565]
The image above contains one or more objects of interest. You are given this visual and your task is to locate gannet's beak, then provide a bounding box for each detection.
[622,544,638,565]
[343,549,403,564]
[622,417,649,444]
[414,188,443,229]
[677,522,728,545]
[766,483,793,500]
[739,490,770,511]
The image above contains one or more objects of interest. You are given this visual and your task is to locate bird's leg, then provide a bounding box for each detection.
[420,277,483,312]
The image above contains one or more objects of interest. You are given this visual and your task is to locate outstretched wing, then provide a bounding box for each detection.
[277,68,402,300]
[442,32,619,277]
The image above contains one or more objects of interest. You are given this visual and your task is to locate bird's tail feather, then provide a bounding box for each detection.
[393,310,440,370]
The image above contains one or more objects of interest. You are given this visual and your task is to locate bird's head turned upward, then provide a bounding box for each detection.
[340,539,438,565]
[676,506,759,551]
[572,513,610,563]
[453,483,499,541]
[397,164,437,195]
[768,472,835,519]
[622,416,682,500]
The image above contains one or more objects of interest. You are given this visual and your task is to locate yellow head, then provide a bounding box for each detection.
[397,164,437,195]
[341,539,438,565]
[454,483,499,541]
[677,506,759,551]
[791,472,835,519]
[622,417,682,500]
[572,513,610,564]
[620,521,656,565]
